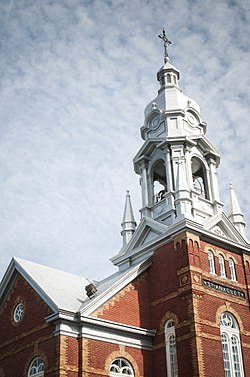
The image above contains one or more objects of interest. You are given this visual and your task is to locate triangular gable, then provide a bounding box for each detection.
[142,228,161,245]
[111,217,168,269]
[0,257,90,314]
[204,212,249,246]
[117,217,168,256]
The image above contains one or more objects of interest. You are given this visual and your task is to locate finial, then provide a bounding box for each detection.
[158,28,172,64]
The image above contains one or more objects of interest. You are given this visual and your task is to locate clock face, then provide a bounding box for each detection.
[150,114,160,129]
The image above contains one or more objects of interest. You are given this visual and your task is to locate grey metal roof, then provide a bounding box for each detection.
[0,256,151,315]
[1,257,91,312]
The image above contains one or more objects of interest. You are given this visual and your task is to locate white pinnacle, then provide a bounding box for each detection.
[228,183,246,238]
[121,191,136,248]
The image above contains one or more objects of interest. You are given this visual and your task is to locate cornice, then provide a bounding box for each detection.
[111,217,250,269]
[47,312,156,350]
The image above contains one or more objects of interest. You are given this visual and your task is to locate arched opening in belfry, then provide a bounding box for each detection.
[152,160,167,203]
[191,157,209,199]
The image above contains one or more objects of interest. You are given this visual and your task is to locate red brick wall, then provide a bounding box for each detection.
[0,273,58,376]
[1,231,249,377]
[94,272,150,329]
[191,237,250,377]
[80,338,152,376]
[148,238,198,377]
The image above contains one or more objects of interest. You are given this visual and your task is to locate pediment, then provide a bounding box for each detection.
[204,213,248,246]
[128,217,168,251]
[111,217,168,267]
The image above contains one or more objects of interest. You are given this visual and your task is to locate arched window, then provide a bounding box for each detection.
[28,357,44,377]
[208,250,216,274]
[110,358,134,376]
[219,254,226,278]
[229,258,237,281]
[191,157,209,199]
[165,320,179,377]
[152,160,167,203]
[220,313,244,377]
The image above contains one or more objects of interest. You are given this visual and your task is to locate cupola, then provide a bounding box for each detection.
[134,30,223,226]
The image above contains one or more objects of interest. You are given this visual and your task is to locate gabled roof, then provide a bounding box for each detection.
[0,257,90,313]
[0,256,152,317]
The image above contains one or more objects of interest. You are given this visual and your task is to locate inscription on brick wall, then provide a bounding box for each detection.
[202,279,245,298]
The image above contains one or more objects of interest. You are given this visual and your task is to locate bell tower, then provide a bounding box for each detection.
[134,30,223,226]
[112,30,247,270]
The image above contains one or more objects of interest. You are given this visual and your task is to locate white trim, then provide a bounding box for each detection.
[0,258,58,312]
[80,325,153,350]
[80,258,151,316]
[218,254,226,278]
[110,358,134,376]
[50,314,155,350]
[229,258,237,281]
[113,217,168,259]
[208,250,216,275]
[80,315,155,338]
[80,316,155,350]
[112,215,250,270]
[220,313,245,377]
[165,320,179,377]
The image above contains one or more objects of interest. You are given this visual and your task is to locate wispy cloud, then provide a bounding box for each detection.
[0,0,249,280]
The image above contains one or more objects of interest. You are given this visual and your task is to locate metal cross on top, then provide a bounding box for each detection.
[158,29,172,63]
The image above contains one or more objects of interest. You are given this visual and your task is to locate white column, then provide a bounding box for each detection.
[207,157,220,202]
[139,160,150,207]
[164,148,173,192]
[184,144,192,189]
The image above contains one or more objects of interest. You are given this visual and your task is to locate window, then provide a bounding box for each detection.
[220,313,244,377]
[208,250,216,274]
[110,358,134,376]
[13,302,25,323]
[28,358,44,377]
[165,320,179,377]
[229,259,237,281]
[219,254,226,278]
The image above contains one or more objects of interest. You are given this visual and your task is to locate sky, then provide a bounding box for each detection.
[0,0,249,281]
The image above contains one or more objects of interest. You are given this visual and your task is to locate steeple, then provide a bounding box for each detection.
[228,183,246,238]
[121,191,136,248]
[134,30,223,226]
[112,31,249,271]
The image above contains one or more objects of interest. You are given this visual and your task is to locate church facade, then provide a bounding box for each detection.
[1,35,250,377]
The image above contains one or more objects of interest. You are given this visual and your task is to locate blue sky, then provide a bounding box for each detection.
[0,0,249,280]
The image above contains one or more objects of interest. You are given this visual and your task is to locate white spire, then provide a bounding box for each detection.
[121,191,136,248]
[228,183,246,238]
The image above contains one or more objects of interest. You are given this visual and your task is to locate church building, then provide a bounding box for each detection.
[1,31,250,376]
